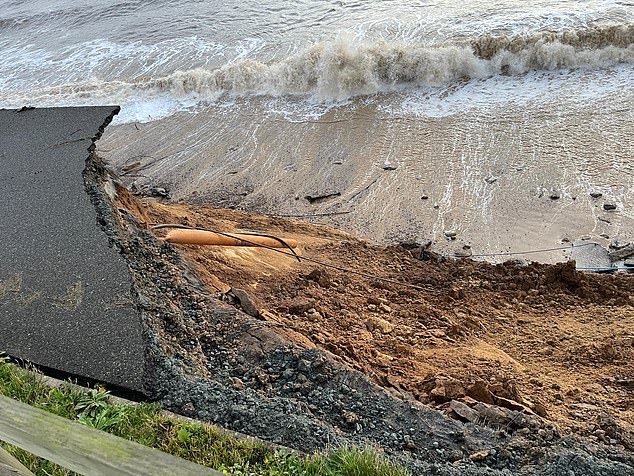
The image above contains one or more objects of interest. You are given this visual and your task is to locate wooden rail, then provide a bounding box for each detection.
[0,395,224,475]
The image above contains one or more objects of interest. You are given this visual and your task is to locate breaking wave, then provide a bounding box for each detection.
[141,24,634,100]
[13,24,634,104]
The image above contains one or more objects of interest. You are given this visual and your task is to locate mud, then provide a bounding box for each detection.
[85,159,634,475]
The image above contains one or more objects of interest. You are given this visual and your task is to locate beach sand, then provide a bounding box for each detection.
[99,95,634,264]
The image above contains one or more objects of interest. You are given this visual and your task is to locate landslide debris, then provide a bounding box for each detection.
[106,186,634,475]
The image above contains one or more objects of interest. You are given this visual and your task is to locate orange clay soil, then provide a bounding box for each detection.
[126,197,634,444]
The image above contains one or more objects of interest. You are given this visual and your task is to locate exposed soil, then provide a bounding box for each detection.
[129,199,634,452]
[94,173,634,474]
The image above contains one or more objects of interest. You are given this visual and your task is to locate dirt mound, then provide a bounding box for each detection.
[107,187,634,474]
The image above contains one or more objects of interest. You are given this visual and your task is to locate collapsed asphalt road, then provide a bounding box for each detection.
[0,106,146,392]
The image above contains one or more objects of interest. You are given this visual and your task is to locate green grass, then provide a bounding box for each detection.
[0,357,410,476]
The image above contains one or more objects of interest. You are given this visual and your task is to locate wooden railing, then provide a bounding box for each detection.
[0,395,224,475]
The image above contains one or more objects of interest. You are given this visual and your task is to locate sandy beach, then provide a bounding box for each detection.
[98,93,633,265]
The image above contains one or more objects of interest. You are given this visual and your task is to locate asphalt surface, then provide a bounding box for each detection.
[0,107,146,392]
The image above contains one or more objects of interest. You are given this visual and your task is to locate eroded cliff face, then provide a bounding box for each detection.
[85,141,634,474]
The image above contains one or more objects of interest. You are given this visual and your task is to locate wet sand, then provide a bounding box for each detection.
[98,95,633,263]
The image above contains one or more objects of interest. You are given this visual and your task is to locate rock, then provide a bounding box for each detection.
[230,288,259,317]
[609,243,634,260]
[421,194,429,200]
[598,216,611,224]
[600,233,610,239]
[590,191,603,198]
[609,240,629,250]
[382,162,397,170]
[449,400,479,422]
[485,176,498,184]
[473,402,514,426]
[149,186,170,199]
[624,258,634,267]
[466,380,495,404]
[550,192,561,200]
[454,247,473,258]
[533,402,549,417]
[379,303,392,313]
[365,316,394,334]
[430,378,466,403]
[304,191,341,204]
[342,410,359,425]
[469,450,490,462]
[306,269,331,287]
[400,239,432,250]
[287,301,313,315]
[603,203,617,211]
[444,230,457,239]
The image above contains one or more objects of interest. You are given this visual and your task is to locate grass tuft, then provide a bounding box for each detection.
[0,357,410,476]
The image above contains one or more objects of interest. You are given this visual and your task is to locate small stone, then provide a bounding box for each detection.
[365,316,394,334]
[367,304,377,312]
[590,192,603,199]
[433,203,440,209]
[598,216,611,224]
[306,308,323,320]
[469,450,490,462]
[444,230,457,239]
[382,163,397,170]
[600,233,610,239]
[603,203,617,211]
[378,303,392,313]
[624,258,634,267]
[342,410,359,425]
[229,377,245,390]
[149,186,170,199]
[550,192,561,200]
[454,248,472,258]
[485,176,498,184]
[421,194,429,200]
[230,288,259,317]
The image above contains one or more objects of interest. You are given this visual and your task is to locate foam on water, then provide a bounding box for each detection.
[1,24,633,123]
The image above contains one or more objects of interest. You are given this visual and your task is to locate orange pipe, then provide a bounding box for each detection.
[163,229,298,248]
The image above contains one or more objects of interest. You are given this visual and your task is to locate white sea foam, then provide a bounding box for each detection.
[1,24,633,123]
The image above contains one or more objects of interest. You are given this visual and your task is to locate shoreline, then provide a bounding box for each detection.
[98,98,634,266]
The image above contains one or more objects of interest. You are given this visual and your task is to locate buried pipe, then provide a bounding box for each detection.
[162,228,298,249]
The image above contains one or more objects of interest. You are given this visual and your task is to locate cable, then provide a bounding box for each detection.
[151,224,302,262]
[151,223,431,291]
[466,242,596,258]
[575,266,632,271]
[152,224,628,290]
